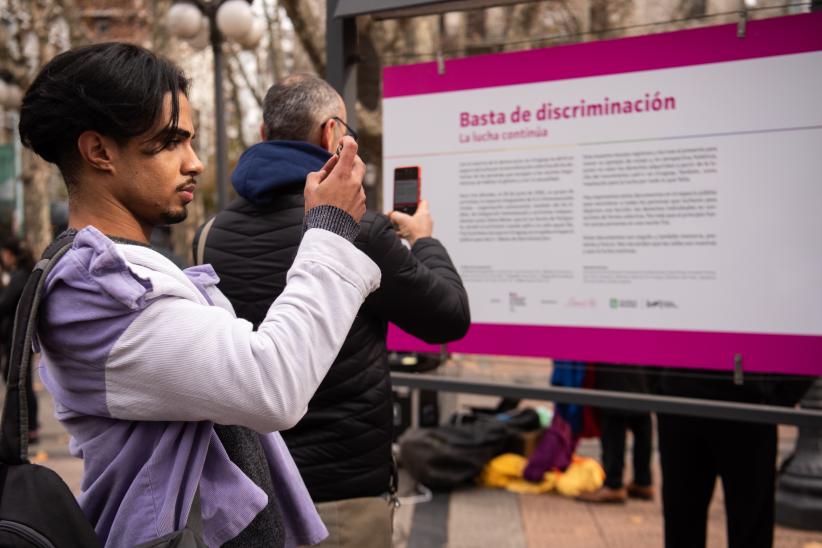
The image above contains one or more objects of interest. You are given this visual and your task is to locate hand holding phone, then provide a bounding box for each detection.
[318,152,340,182]
[304,136,366,222]
[388,199,432,246]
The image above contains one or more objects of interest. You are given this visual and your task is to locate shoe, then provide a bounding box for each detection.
[627,483,654,500]
[576,486,627,503]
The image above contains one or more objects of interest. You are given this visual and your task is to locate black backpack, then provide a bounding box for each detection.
[0,236,101,547]
[0,236,207,547]
[399,410,541,490]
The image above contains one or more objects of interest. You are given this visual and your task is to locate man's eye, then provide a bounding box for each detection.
[166,139,182,150]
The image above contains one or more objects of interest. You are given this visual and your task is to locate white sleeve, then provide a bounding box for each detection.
[103,229,381,433]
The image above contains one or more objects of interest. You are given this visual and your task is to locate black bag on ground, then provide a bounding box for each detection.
[0,237,101,548]
[455,407,542,455]
[399,411,536,490]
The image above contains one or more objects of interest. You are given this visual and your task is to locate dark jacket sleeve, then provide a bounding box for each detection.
[359,213,470,343]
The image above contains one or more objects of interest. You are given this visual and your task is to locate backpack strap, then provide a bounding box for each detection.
[0,235,75,464]
[194,217,216,266]
[187,486,203,536]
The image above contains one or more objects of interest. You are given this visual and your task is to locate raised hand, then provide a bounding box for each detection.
[304,136,366,223]
[388,199,433,246]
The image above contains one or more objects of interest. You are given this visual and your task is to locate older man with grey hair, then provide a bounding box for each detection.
[195,73,470,547]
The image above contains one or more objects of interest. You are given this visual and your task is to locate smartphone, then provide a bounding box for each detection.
[393,166,420,215]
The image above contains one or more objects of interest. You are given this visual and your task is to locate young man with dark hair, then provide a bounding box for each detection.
[18,43,379,547]
[196,73,470,548]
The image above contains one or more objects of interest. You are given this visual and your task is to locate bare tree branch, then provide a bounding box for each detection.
[556,0,583,36]
[224,51,249,151]
[229,49,263,107]
[279,0,324,74]
[56,0,90,47]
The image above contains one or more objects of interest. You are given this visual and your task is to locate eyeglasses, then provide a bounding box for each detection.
[322,116,358,142]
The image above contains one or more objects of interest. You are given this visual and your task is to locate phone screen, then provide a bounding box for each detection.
[393,166,420,214]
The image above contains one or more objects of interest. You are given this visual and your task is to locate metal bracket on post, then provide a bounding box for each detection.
[436,50,446,75]
[733,353,744,385]
[737,2,748,39]
[436,14,446,76]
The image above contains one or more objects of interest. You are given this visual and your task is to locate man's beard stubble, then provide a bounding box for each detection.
[160,206,188,225]
[163,179,195,225]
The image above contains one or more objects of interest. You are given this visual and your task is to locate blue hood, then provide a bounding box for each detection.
[231,141,332,205]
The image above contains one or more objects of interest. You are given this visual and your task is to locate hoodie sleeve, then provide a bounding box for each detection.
[77,228,380,433]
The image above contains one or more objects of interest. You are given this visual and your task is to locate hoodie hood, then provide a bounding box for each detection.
[231,141,332,205]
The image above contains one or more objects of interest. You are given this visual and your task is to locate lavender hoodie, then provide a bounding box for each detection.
[36,226,381,547]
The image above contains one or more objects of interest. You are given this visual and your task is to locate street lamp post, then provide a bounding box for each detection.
[210,18,230,211]
[166,0,263,211]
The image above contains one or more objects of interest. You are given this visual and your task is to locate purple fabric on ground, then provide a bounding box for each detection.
[524,414,574,482]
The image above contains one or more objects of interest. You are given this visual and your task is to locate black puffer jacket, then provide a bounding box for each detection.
[196,141,470,502]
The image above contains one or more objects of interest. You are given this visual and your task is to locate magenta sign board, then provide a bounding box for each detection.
[382,13,822,375]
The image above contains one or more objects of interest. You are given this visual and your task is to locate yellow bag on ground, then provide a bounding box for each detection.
[555,456,605,497]
[478,453,526,488]
[479,454,556,494]
[479,453,604,497]
[505,473,558,494]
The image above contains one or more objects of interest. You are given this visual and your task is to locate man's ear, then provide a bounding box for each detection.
[77,131,116,173]
[319,119,335,153]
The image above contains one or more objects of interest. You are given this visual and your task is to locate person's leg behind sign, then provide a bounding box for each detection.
[578,408,629,502]
[627,412,653,499]
[718,420,777,548]
[658,413,717,548]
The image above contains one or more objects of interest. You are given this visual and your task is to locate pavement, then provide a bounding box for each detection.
[392,436,822,548]
[13,356,822,548]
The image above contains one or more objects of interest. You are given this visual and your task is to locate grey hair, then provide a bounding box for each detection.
[261,74,341,142]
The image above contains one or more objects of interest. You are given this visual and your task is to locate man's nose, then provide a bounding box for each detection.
[184,148,204,176]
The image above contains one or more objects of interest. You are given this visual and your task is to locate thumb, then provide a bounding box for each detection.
[335,136,358,172]
[389,210,412,225]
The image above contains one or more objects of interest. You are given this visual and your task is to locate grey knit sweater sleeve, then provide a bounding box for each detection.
[303,205,360,242]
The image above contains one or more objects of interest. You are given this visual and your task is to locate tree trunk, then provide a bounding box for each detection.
[20,149,53,259]
[677,0,707,19]
[465,10,491,56]
[589,0,611,35]
[262,0,286,83]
